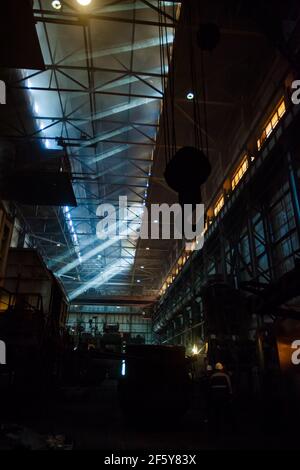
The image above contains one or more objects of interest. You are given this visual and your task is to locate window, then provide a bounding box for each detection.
[214,194,224,217]
[202,220,208,235]
[257,98,286,150]
[231,155,249,190]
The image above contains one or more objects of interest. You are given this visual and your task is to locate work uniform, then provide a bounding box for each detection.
[209,371,232,399]
[208,371,233,432]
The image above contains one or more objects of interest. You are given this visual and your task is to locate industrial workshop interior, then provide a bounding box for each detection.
[0,0,300,454]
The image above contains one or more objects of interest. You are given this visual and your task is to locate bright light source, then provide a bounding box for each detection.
[121,360,126,376]
[52,0,62,9]
[57,243,61,247]
[187,92,194,100]
[146,247,150,251]
[76,0,92,5]
[140,266,144,269]
[192,344,200,355]
[137,280,141,283]
[154,219,158,224]
[34,103,39,114]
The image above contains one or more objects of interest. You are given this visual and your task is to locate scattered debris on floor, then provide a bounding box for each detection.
[0,424,74,450]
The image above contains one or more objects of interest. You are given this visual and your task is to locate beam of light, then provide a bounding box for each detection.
[67,35,174,64]
[89,98,158,123]
[88,144,131,165]
[68,66,168,102]
[97,67,163,92]
[56,229,126,277]
[56,209,141,277]
[47,207,83,270]
[48,233,101,269]
[69,259,129,301]
[79,125,132,149]
[92,161,127,179]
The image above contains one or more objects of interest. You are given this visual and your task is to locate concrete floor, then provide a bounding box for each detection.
[1,379,298,450]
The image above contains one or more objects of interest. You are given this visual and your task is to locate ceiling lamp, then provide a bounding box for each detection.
[76,0,92,5]
[187,92,194,101]
[52,0,62,9]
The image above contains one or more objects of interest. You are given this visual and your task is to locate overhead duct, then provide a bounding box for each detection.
[0,141,77,206]
[0,0,44,70]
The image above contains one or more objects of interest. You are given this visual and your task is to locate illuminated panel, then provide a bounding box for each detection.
[257,98,286,150]
[231,155,249,191]
[214,194,225,217]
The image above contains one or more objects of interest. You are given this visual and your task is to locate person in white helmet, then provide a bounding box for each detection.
[208,362,233,432]
[210,362,233,395]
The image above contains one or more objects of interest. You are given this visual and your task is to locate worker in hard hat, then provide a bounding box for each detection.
[208,362,233,433]
[211,362,232,394]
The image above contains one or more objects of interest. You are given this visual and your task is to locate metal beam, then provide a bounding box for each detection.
[71,296,157,306]
[33,9,176,28]
[45,64,166,79]
[13,85,163,101]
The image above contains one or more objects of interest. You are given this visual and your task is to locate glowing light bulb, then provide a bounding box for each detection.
[52,0,62,9]
[77,0,92,5]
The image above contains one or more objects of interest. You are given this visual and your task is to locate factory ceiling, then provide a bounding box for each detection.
[0,0,286,307]
[0,0,181,306]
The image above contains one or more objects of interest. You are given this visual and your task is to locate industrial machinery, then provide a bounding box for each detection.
[118,345,192,422]
[0,248,69,389]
